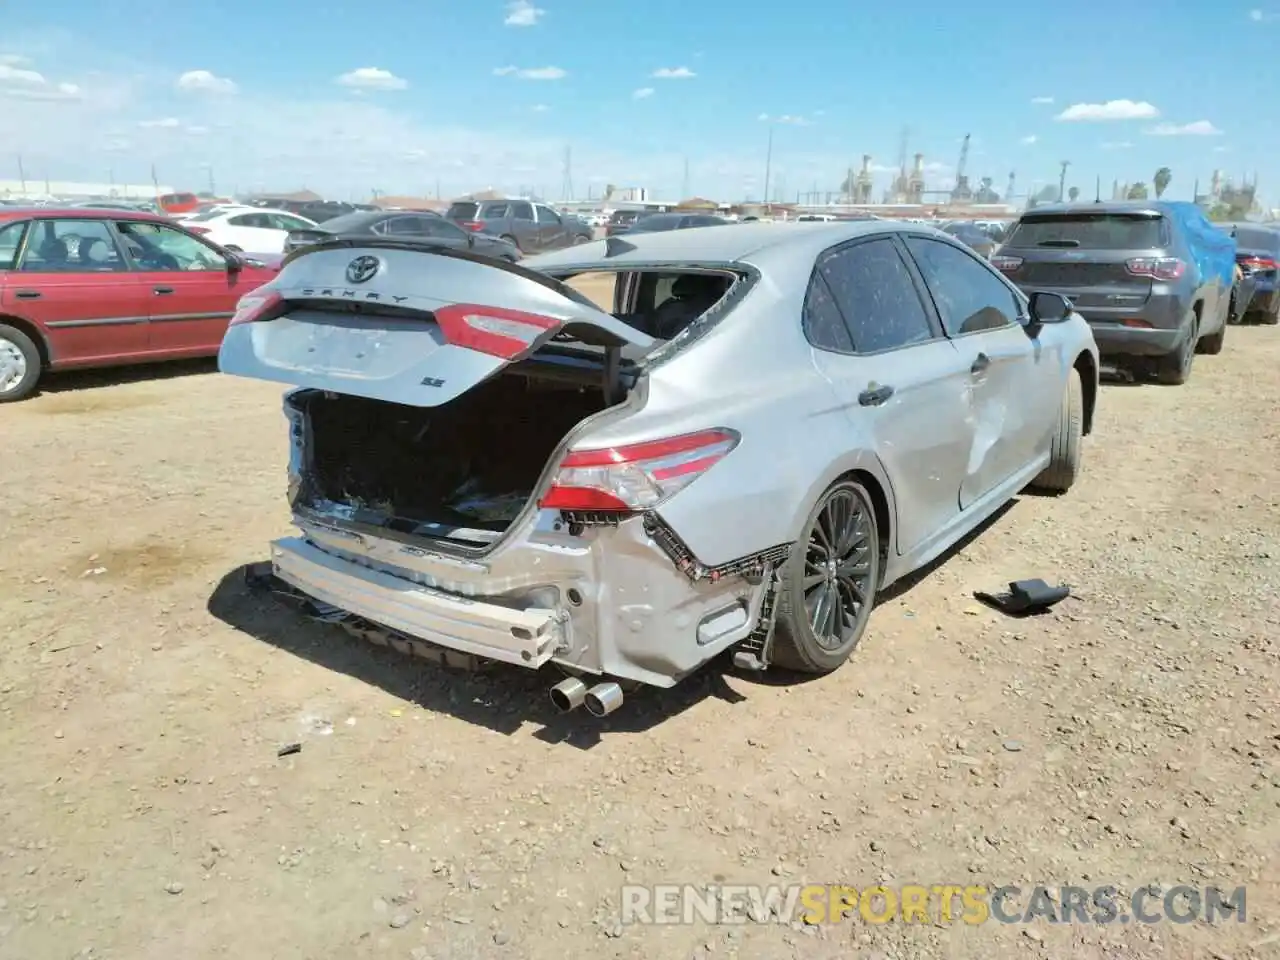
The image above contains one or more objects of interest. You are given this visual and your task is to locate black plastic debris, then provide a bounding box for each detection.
[973,579,1071,616]
[277,743,302,758]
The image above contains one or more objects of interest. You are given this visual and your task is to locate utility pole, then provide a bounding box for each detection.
[560,146,574,201]
[435,177,441,199]
[16,154,27,193]
[206,166,216,195]
[681,156,689,199]
[1095,174,1101,203]
[1058,160,1071,202]
[762,125,774,205]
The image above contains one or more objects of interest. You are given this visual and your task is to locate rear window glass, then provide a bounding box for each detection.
[1004,214,1165,250]
[1234,227,1280,251]
[447,202,479,220]
[314,211,375,233]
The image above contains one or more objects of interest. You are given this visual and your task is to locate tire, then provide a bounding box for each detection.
[1154,313,1197,385]
[771,479,881,674]
[1262,297,1280,326]
[572,234,590,245]
[500,234,521,253]
[1031,367,1083,494]
[1197,318,1226,355]
[0,322,42,403]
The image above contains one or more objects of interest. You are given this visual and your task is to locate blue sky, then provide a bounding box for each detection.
[0,0,1274,204]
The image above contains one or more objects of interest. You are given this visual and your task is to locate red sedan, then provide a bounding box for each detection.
[0,208,278,401]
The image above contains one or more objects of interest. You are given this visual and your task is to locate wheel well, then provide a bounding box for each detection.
[847,469,892,581]
[0,314,51,369]
[1073,351,1098,436]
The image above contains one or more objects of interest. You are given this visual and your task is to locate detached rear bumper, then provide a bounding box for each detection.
[270,536,564,668]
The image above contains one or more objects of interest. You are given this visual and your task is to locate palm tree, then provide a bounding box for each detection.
[1068,186,1080,202]
[1127,182,1150,200]
[1154,167,1172,198]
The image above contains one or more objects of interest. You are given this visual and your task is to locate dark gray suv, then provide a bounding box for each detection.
[992,202,1237,385]
[446,199,592,254]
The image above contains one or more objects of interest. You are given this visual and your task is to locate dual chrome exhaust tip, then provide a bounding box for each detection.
[549,677,623,717]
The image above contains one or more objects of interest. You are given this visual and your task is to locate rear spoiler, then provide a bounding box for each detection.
[280,236,602,313]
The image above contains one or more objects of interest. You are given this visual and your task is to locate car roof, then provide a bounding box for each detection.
[525,219,918,271]
[0,207,173,223]
[1019,201,1175,218]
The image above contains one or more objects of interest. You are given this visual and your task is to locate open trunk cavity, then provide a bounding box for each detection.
[295,367,617,545]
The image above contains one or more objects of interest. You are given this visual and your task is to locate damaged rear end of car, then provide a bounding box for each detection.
[219,239,772,708]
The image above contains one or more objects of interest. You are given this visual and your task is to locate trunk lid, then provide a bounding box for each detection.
[217,241,654,407]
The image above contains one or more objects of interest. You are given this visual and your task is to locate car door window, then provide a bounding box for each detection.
[802,273,856,352]
[228,213,270,228]
[115,221,227,272]
[270,214,313,231]
[815,238,935,353]
[904,236,1020,336]
[535,206,561,225]
[481,204,510,220]
[416,219,466,240]
[19,219,125,272]
[0,220,28,269]
[384,216,430,236]
[509,202,534,222]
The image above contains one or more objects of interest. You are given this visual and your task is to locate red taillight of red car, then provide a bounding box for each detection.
[539,429,740,513]
[433,303,561,360]
[1125,257,1185,281]
[227,290,284,327]
[1238,255,1278,272]
[460,221,486,232]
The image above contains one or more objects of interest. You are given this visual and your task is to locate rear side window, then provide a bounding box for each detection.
[509,202,534,221]
[813,238,935,353]
[1004,214,1165,250]
[0,220,28,269]
[447,202,480,220]
[482,203,511,220]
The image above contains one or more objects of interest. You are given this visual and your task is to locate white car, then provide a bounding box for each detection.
[184,207,318,254]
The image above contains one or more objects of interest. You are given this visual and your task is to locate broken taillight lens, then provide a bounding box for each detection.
[1125,257,1185,280]
[540,429,740,513]
[227,290,284,327]
[433,303,561,360]
[990,255,1023,272]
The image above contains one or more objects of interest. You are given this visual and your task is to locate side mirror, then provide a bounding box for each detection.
[1028,291,1071,323]
[225,251,243,272]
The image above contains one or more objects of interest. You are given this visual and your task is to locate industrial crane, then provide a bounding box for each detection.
[950,134,972,202]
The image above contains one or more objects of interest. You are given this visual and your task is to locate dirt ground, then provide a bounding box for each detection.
[1,316,1277,960]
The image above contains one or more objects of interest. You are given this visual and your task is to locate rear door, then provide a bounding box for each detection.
[533,205,569,250]
[218,245,655,406]
[803,236,972,556]
[904,234,1060,508]
[4,217,149,364]
[113,219,247,354]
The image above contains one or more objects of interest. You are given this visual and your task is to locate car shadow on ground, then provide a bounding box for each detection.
[35,357,217,395]
[206,564,751,750]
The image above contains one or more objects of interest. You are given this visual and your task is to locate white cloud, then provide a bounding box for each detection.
[1249,7,1266,19]
[186,124,210,134]
[632,87,654,100]
[335,67,408,91]
[139,117,181,128]
[0,63,46,85]
[1020,134,1038,144]
[757,114,813,126]
[504,0,545,25]
[1055,99,1160,121]
[1101,141,1133,150]
[813,109,826,116]
[176,69,237,94]
[1145,120,1222,136]
[531,104,550,113]
[0,54,30,66]
[756,112,769,121]
[1030,96,1054,104]
[1213,145,1231,153]
[652,67,696,79]
[493,65,566,80]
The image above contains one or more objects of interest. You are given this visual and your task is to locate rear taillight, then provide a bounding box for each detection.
[433,303,560,360]
[227,290,284,327]
[1238,255,1278,271]
[187,225,211,236]
[1125,257,1185,280]
[540,429,740,513]
[990,255,1022,272]
[461,221,486,232]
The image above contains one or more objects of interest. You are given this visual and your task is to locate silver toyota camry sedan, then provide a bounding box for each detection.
[218,220,1100,716]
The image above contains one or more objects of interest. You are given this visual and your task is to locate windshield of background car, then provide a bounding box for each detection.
[446,202,479,220]
[1003,213,1165,249]
[309,211,377,233]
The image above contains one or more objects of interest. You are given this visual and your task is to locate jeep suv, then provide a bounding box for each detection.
[992,202,1236,385]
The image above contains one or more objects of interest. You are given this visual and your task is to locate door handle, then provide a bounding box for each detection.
[14,290,41,300]
[971,353,991,375]
[858,384,895,407]
[153,286,175,295]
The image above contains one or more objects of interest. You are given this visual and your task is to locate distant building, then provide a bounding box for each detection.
[0,180,171,200]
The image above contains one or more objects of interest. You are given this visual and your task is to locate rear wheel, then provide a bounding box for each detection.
[1259,295,1280,325]
[0,323,42,403]
[1031,367,1083,493]
[1155,313,1197,385]
[1197,317,1226,355]
[500,234,521,253]
[771,479,880,674]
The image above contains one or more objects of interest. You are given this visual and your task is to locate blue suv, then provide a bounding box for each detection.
[992,201,1236,385]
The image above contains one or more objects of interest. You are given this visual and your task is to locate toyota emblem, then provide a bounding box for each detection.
[346,255,381,284]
